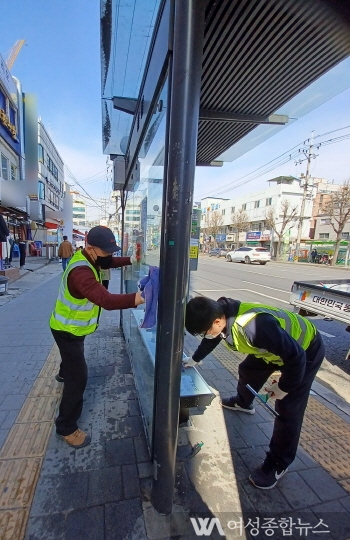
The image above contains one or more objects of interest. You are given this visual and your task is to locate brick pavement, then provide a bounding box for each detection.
[1,268,350,539]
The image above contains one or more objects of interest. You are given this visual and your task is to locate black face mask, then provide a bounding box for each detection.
[95,254,113,269]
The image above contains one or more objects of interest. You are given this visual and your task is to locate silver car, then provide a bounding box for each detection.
[226,247,271,265]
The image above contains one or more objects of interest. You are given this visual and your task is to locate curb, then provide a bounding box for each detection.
[12,260,52,283]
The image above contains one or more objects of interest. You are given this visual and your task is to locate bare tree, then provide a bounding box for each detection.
[231,209,250,238]
[321,181,350,265]
[202,210,224,246]
[265,199,298,260]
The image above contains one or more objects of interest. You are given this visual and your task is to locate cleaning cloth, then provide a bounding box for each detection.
[138,266,160,328]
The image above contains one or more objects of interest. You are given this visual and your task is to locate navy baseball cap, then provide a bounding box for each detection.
[87,226,118,253]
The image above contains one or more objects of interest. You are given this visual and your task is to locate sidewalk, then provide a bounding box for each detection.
[0,269,350,539]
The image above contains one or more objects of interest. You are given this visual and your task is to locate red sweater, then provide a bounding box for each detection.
[67,250,136,310]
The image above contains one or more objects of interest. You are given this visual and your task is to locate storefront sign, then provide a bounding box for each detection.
[0,109,16,139]
[247,231,261,240]
[260,232,271,241]
[215,233,226,242]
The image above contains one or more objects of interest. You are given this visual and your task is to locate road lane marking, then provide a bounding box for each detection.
[318,330,336,338]
[242,281,289,294]
[191,287,289,304]
[243,289,289,303]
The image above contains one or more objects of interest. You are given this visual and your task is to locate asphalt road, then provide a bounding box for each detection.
[190,255,350,376]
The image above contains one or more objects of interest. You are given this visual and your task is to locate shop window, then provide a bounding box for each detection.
[38,144,44,163]
[10,163,16,181]
[9,107,16,127]
[1,154,8,180]
[38,181,45,199]
[0,89,6,110]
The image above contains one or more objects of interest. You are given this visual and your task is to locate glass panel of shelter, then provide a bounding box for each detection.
[123,78,168,447]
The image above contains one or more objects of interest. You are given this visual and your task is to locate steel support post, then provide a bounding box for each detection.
[151,0,205,515]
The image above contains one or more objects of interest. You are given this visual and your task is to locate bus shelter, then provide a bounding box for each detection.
[100,0,350,514]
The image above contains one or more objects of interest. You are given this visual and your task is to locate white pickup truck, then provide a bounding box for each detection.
[290,279,350,359]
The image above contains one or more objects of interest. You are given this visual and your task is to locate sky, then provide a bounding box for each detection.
[1,1,350,219]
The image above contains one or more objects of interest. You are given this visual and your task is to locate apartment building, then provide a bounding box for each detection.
[201,176,314,255]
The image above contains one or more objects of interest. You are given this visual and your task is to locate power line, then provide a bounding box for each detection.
[198,131,350,199]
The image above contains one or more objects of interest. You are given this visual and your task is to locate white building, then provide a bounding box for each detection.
[71,192,87,228]
[310,178,344,240]
[0,53,21,188]
[201,176,315,256]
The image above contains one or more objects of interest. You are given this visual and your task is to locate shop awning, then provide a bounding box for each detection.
[73,229,85,239]
[44,221,60,230]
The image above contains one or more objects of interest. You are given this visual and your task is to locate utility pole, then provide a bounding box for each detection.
[294,133,316,262]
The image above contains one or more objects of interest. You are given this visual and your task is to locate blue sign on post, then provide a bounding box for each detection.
[246,231,261,240]
[215,234,226,242]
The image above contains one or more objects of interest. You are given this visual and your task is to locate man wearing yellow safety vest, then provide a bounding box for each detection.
[50,226,145,449]
[184,296,325,490]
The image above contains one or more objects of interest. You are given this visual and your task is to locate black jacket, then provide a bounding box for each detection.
[192,297,320,393]
[0,215,9,242]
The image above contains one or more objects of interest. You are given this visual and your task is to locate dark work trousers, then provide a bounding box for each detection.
[235,332,325,469]
[51,328,87,436]
[19,242,26,267]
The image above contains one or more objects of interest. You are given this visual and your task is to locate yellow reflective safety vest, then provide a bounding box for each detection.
[50,251,101,336]
[225,302,317,365]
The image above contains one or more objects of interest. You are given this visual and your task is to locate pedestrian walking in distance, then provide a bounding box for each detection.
[184,296,324,489]
[50,226,144,448]
[58,236,74,271]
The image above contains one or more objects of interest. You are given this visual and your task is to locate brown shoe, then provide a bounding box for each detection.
[56,429,91,448]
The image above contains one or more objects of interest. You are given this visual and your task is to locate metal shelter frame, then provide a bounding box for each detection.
[101,0,350,515]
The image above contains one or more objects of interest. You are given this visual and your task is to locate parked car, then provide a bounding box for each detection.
[226,246,271,265]
[208,248,228,258]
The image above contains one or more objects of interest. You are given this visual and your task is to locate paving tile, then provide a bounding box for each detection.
[0,429,9,449]
[312,500,350,540]
[138,462,153,479]
[66,505,104,540]
[128,399,141,416]
[296,446,319,468]
[74,442,106,472]
[117,416,143,438]
[299,468,348,502]
[87,467,122,505]
[224,424,248,450]
[30,472,89,516]
[276,471,321,509]
[0,410,21,430]
[0,394,26,411]
[234,423,270,447]
[0,508,29,540]
[242,481,292,514]
[134,436,150,463]
[25,512,66,540]
[105,437,136,466]
[237,447,267,472]
[40,447,76,476]
[0,457,42,508]
[339,496,350,512]
[105,498,146,540]
[122,464,141,499]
